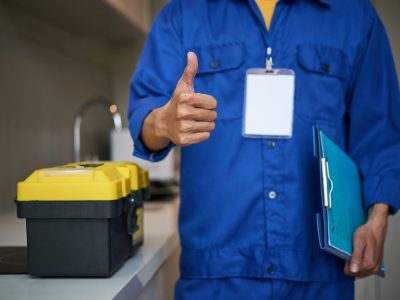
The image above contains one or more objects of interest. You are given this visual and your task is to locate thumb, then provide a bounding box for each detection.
[178,52,198,93]
[350,234,366,273]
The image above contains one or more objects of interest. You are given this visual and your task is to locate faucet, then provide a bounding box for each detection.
[73,97,122,162]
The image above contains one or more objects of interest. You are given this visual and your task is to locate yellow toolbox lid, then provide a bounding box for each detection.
[98,162,142,191]
[17,163,130,201]
[139,168,150,189]
[63,161,147,191]
[96,161,150,190]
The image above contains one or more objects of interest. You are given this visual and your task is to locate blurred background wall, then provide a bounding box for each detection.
[0,0,151,213]
[356,2,399,300]
[0,0,398,299]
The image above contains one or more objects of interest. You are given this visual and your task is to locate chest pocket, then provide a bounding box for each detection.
[294,44,350,125]
[193,43,245,119]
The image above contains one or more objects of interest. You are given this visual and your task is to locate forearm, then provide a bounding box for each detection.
[141,107,170,152]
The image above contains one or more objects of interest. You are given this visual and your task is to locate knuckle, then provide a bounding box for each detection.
[178,93,190,104]
[354,242,364,251]
[176,135,188,146]
[354,228,362,236]
[185,111,195,120]
[353,232,360,241]
[177,122,185,132]
[355,234,366,245]
[364,260,374,270]
[174,136,182,146]
[178,121,191,133]
[176,107,187,120]
[355,227,366,236]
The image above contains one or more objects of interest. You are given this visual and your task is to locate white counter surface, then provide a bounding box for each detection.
[0,198,180,300]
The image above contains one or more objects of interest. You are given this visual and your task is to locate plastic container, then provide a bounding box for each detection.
[16,162,147,277]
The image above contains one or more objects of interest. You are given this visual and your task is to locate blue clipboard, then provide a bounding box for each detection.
[313,127,385,277]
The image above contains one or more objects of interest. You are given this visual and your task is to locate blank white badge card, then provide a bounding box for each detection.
[243,69,295,138]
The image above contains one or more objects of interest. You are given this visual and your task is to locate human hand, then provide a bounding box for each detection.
[151,52,217,147]
[344,203,389,278]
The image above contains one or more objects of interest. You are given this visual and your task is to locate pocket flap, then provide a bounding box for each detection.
[193,43,245,74]
[297,44,349,80]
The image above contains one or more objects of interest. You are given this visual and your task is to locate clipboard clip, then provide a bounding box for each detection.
[321,157,334,209]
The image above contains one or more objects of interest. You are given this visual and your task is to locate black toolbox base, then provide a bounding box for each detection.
[26,217,134,277]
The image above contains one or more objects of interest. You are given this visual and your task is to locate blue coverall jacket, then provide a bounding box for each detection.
[128,0,400,293]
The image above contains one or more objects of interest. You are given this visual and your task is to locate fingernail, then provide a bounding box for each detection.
[350,263,359,273]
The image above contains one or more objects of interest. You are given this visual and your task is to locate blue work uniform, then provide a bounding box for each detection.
[128,0,400,298]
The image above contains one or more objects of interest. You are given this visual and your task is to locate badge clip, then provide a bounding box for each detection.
[265,47,273,73]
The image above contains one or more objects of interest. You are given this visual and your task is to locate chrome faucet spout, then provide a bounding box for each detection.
[73,97,122,162]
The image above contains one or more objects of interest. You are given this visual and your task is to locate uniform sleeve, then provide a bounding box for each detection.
[346,8,400,214]
[128,1,185,162]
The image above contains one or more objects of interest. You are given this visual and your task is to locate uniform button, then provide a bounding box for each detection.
[268,190,277,200]
[267,266,275,275]
[323,63,330,73]
[267,140,276,148]
[210,60,219,68]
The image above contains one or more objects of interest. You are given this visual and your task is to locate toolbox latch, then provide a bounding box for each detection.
[127,197,139,235]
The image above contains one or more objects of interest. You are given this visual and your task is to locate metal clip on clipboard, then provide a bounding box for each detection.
[320,157,334,209]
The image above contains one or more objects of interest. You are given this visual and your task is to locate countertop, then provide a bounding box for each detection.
[0,198,180,300]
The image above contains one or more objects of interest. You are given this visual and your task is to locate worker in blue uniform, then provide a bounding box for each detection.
[128,0,400,299]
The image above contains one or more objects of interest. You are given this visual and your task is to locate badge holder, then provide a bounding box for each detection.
[243,48,295,139]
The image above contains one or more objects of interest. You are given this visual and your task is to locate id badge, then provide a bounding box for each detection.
[243,68,295,138]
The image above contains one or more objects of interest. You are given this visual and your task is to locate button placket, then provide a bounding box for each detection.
[262,137,285,252]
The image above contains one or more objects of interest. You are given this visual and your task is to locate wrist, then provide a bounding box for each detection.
[141,105,170,152]
[367,203,389,224]
[152,105,169,140]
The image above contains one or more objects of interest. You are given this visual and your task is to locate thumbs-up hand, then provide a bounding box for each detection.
[145,52,217,149]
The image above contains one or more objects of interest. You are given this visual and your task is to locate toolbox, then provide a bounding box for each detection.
[75,161,149,248]
[16,162,149,277]
[138,168,151,202]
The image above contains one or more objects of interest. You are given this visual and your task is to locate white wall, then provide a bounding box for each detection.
[355,1,400,300]
[374,1,400,298]
[376,0,400,74]
[109,38,146,128]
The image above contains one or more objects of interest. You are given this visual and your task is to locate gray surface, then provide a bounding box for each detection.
[0,200,180,300]
[0,234,178,300]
